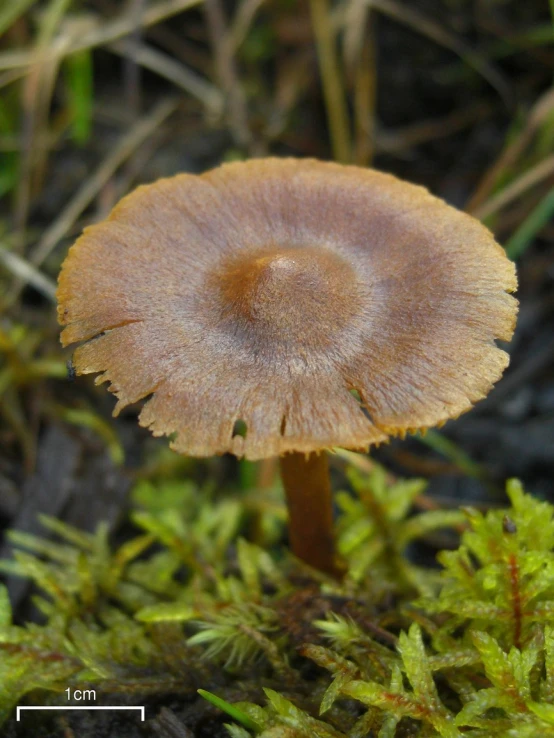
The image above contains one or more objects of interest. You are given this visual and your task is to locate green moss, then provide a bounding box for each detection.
[2,467,554,737]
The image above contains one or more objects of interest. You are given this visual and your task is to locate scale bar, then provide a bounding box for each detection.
[17,706,145,721]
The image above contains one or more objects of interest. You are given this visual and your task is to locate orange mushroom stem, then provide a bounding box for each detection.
[280,451,339,576]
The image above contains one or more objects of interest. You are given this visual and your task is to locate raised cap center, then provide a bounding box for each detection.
[216,245,360,347]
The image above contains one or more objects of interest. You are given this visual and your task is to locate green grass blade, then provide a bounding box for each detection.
[505,188,554,260]
[0,0,37,38]
[415,429,485,481]
[64,49,94,145]
[197,689,262,733]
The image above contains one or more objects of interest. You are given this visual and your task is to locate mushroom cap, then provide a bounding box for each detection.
[57,158,517,460]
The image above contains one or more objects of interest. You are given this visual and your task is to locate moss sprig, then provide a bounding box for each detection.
[4,467,554,737]
[336,464,465,595]
[418,479,554,649]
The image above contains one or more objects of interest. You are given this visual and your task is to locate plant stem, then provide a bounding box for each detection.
[309,0,351,163]
[279,451,340,577]
[204,0,252,151]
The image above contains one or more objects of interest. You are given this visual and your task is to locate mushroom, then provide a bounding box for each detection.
[57,158,518,577]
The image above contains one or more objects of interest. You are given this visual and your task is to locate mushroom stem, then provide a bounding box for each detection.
[279,451,341,577]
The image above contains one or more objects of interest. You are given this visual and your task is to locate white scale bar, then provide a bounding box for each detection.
[17,706,145,721]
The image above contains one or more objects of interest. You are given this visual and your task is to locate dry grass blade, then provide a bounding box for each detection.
[352,40,376,166]
[343,0,370,73]
[227,0,267,53]
[4,97,179,307]
[109,40,223,115]
[204,0,253,150]
[343,0,376,166]
[467,87,554,213]
[377,101,493,155]
[0,0,36,37]
[0,69,27,91]
[472,153,554,220]
[310,0,351,162]
[30,97,179,268]
[266,50,313,140]
[0,246,57,302]
[370,0,512,106]
[17,41,66,194]
[14,0,73,252]
[0,0,204,72]
[122,0,146,122]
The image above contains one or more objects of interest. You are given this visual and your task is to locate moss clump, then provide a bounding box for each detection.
[2,465,554,737]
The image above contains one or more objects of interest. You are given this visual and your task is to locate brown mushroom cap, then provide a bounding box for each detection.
[57,158,517,460]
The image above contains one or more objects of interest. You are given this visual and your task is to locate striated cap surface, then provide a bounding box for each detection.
[57,158,518,460]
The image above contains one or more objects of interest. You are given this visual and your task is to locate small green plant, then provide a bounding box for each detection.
[3,469,554,737]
